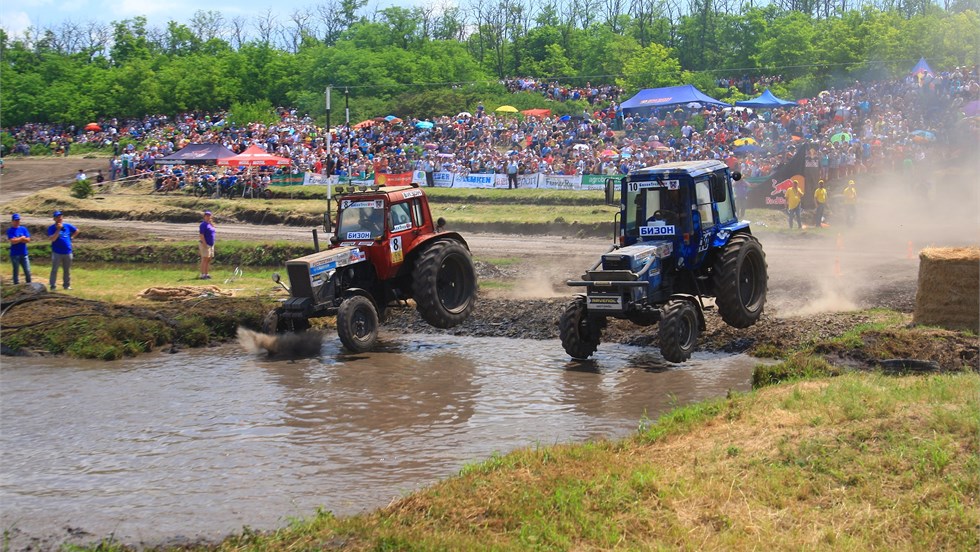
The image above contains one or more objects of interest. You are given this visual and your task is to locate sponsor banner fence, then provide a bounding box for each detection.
[270,174,305,186]
[375,171,413,186]
[299,172,627,190]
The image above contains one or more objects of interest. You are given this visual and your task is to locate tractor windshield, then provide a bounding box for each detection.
[624,177,691,240]
[337,198,386,240]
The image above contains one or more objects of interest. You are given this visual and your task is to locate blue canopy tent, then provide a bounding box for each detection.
[619,84,728,114]
[910,57,934,77]
[735,89,796,108]
[154,143,238,165]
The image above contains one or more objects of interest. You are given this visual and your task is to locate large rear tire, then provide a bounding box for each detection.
[412,240,477,329]
[337,295,379,353]
[713,233,768,329]
[658,298,700,363]
[558,296,604,359]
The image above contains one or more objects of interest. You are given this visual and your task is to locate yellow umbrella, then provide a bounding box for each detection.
[733,137,757,146]
[495,105,519,113]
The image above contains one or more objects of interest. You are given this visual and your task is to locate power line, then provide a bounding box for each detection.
[335,57,924,90]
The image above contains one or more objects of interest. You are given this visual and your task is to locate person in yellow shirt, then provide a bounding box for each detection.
[785,179,804,229]
[813,179,828,227]
[842,179,857,227]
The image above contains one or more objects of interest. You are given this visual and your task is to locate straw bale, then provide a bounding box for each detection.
[137,286,233,301]
[913,247,979,331]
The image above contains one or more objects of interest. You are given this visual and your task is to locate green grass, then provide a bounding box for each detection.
[25,262,283,303]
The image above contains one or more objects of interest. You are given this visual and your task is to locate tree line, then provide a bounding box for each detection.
[0,0,976,127]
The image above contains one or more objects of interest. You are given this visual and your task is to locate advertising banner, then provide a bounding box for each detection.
[375,171,413,187]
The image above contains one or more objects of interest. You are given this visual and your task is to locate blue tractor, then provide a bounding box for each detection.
[559,160,768,363]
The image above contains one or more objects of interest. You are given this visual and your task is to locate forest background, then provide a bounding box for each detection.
[1,0,977,128]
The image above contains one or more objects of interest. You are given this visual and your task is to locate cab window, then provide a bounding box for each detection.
[390,202,413,232]
[694,179,715,226]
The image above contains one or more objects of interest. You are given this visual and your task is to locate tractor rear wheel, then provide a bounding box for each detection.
[412,240,477,329]
[658,299,699,363]
[337,295,379,353]
[559,297,604,359]
[713,233,768,329]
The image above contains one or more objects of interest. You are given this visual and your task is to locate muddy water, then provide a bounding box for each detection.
[1,334,761,548]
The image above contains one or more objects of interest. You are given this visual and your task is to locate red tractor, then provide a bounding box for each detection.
[264,184,478,352]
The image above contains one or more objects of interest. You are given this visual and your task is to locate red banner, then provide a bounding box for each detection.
[375,171,413,187]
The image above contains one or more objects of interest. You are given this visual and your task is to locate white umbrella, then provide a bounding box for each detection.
[572,143,590,151]
[457,112,472,118]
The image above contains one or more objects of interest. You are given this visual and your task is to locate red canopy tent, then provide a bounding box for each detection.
[217,145,291,166]
[521,108,552,118]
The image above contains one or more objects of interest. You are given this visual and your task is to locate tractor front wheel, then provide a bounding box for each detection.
[713,233,768,329]
[658,299,700,363]
[412,240,478,329]
[337,295,379,353]
[261,309,280,334]
[559,297,604,359]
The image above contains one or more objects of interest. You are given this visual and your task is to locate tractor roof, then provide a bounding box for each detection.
[335,184,426,203]
[630,160,728,179]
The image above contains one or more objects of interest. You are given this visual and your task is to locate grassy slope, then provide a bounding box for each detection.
[91,373,974,551]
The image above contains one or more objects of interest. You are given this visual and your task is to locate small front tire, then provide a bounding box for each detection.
[337,295,379,353]
[558,296,604,359]
[658,298,700,363]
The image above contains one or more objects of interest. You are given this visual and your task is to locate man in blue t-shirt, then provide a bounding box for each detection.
[6,213,32,284]
[47,210,79,290]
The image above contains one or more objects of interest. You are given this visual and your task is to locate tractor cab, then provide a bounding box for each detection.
[621,160,742,268]
[331,185,435,282]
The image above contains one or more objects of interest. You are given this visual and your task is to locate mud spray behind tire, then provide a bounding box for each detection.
[237,327,326,358]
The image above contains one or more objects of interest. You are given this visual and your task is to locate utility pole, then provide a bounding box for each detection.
[325,85,332,233]
[345,87,352,186]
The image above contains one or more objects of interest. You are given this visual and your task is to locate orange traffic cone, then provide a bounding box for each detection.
[907,241,915,260]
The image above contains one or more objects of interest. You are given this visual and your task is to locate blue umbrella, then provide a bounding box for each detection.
[559,115,571,122]
[734,144,763,155]
[415,121,434,129]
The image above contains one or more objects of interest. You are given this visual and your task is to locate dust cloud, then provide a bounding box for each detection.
[764,156,980,317]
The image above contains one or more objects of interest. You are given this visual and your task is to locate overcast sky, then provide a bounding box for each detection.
[1,0,423,41]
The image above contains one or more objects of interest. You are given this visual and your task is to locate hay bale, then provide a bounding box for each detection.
[137,285,232,301]
[913,247,979,331]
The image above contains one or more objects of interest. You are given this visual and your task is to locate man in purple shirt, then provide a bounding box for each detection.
[199,210,216,280]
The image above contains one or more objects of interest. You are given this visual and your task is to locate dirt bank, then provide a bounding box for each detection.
[1,156,977,370]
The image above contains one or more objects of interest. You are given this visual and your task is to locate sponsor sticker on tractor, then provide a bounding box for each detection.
[640,224,675,237]
[390,236,404,264]
[346,231,371,240]
[587,295,623,310]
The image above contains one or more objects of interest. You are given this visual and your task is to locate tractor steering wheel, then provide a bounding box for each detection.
[652,209,678,224]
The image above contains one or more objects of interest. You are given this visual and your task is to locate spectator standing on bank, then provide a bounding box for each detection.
[6,213,32,284]
[842,180,858,227]
[76,169,87,181]
[421,156,435,187]
[735,178,749,220]
[813,179,828,227]
[506,158,519,189]
[785,179,804,229]
[199,210,216,280]
[47,210,78,290]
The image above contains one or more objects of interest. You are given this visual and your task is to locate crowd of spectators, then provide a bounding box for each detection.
[2,67,976,190]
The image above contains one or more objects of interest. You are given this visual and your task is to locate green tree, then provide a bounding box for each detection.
[617,43,683,94]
